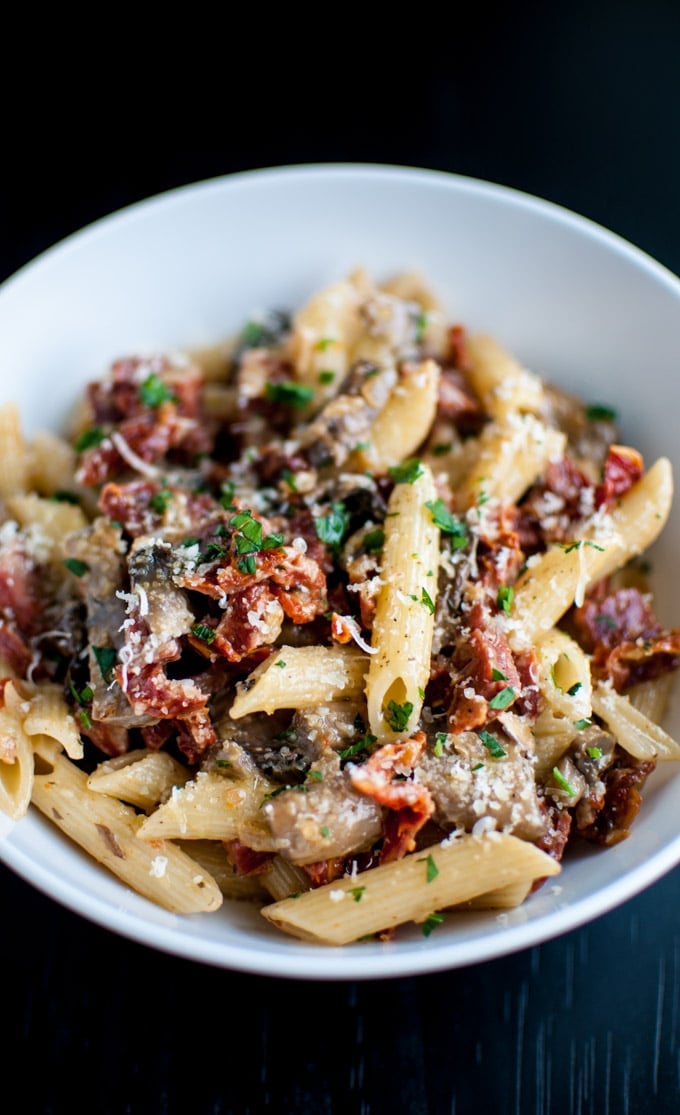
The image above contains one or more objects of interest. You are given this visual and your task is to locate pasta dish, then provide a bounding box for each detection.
[1,268,678,944]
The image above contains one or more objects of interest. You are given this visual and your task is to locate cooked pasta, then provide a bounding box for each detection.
[0,267,678,943]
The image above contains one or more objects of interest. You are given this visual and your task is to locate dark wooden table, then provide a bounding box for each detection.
[2,7,679,1111]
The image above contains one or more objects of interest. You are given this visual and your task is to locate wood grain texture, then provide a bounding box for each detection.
[1,859,678,1114]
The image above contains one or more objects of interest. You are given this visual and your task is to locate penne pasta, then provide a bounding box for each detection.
[229,645,368,719]
[261,833,560,945]
[453,415,565,510]
[30,747,223,914]
[87,749,190,812]
[591,682,680,762]
[465,334,544,420]
[365,463,440,741]
[0,681,36,820]
[350,359,441,474]
[137,766,277,842]
[0,402,29,497]
[508,456,673,647]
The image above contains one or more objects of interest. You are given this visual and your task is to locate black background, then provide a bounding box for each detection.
[2,5,680,1113]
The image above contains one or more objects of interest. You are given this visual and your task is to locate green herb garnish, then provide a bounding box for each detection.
[419,853,439,883]
[586,403,617,422]
[388,458,424,485]
[488,687,515,710]
[314,502,350,549]
[74,426,106,452]
[92,646,118,683]
[478,730,507,758]
[425,499,469,548]
[497,585,514,616]
[265,382,314,408]
[421,912,444,937]
[363,528,385,553]
[552,767,577,796]
[139,373,175,408]
[385,700,414,733]
[63,558,89,577]
[192,623,216,644]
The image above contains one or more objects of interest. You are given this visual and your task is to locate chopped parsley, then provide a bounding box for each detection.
[261,784,309,805]
[237,312,290,351]
[421,911,444,937]
[388,458,424,485]
[349,886,366,902]
[220,481,236,509]
[586,403,617,422]
[488,687,515,710]
[74,426,106,452]
[586,746,603,759]
[425,499,469,548]
[139,373,176,408]
[567,682,582,696]
[52,489,80,505]
[560,539,605,554]
[574,718,592,731]
[497,585,514,616]
[281,469,298,492]
[338,734,377,761]
[307,769,323,781]
[491,668,507,682]
[363,528,385,553]
[237,555,257,575]
[63,557,89,577]
[478,730,507,759]
[191,623,216,644]
[265,381,314,408]
[314,502,350,549]
[149,488,172,514]
[275,660,287,668]
[552,767,577,796]
[385,700,414,733]
[432,442,452,456]
[419,853,439,883]
[414,310,428,343]
[433,732,447,757]
[202,542,227,562]
[92,646,118,683]
[318,370,336,384]
[68,678,93,726]
[320,825,330,838]
[420,587,435,615]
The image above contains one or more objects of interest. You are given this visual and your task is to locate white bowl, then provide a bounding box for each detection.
[1,163,679,980]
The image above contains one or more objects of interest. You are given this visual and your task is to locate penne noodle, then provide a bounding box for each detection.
[465,334,544,420]
[21,683,84,760]
[137,767,277,842]
[0,402,29,497]
[261,833,560,945]
[350,359,441,474]
[30,748,223,914]
[453,415,565,510]
[229,645,368,719]
[365,464,440,741]
[87,749,190,812]
[0,681,35,820]
[591,682,680,762]
[508,457,673,647]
